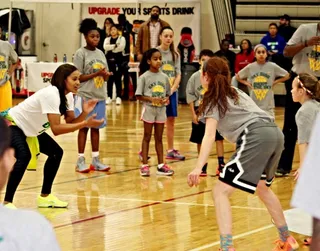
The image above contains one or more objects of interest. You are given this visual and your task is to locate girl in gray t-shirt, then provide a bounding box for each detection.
[236,44,290,117]
[135,48,173,177]
[291,73,320,245]
[188,57,299,251]
[73,19,111,173]
[186,49,225,177]
[157,26,185,161]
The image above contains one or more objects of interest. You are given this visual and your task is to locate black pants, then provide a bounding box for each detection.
[277,72,300,172]
[121,55,130,100]
[130,72,137,97]
[5,126,63,202]
[107,59,122,99]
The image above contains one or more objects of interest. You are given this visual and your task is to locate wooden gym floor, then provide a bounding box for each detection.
[2,100,307,251]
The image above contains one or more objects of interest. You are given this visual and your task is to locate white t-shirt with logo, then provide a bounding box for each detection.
[9,85,74,137]
[288,23,320,77]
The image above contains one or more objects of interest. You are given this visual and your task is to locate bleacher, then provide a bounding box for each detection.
[233,0,320,102]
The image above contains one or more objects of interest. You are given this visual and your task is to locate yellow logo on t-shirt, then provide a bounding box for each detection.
[252,75,269,101]
[200,87,207,96]
[197,85,207,105]
[152,85,165,106]
[309,45,320,72]
[92,63,104,88]
[162,63,175,87]
[0,55,7,80]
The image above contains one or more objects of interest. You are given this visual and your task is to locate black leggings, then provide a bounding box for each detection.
[5,126,63,203]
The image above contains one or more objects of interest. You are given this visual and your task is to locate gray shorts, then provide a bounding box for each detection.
[141,105,167,124]
[219,121,284,194]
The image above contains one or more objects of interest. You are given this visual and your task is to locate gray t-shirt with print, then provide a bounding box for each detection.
[157,46,181,88]
[203,87,273,143]
[135,71,171,107]
[296,99,320,144]
[186,70,204,107]
[0,205,60,251]
[288,23,320,77]
[0,40,18,86]
[238,62,288,114]
[73,47,108,100]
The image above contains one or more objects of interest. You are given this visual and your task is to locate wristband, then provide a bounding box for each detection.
[304,40,308,47]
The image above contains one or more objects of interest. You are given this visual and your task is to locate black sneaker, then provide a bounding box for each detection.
[275,169,290,177]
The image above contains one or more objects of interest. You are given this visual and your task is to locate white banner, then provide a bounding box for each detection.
[27,62,64,93]
[81,2,201,55]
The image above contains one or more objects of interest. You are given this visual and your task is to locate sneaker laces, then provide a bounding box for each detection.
[161,164,171,172]
[78,157,85,164]
[172,149,181,156]
[273,239,285,250]
[141,166,149,172]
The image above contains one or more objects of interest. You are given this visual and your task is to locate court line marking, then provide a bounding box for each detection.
[9,150,234,193]
[187,224,274,251]
[16,191,268,211]
[52,189,269,230]
[53,189,211,229]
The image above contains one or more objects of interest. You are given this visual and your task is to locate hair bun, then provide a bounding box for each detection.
[79,18,98,34]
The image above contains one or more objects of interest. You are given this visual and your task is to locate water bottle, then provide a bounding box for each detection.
[53,53,58,62]
[63,54,67,63]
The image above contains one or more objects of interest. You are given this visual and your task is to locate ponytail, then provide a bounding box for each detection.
[198,57,238,119]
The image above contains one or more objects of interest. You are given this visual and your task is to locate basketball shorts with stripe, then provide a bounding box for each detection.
[219,121,284,194]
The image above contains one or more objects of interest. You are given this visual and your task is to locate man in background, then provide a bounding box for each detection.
[215,39,236,76]
[135,6,170,62]
[278,14,296,42]
[276,22,320,176]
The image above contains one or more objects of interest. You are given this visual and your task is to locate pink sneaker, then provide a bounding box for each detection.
[219,248,235,251]
[166,149,185,160]
[140,165,150,176]
[273,236,299,251]
[157,164,174,176]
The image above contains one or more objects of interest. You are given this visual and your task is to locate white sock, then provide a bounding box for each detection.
[141,164,149,168]
[158,163,164,168]
[92,152,99,158]
[78,153,85,158]
[168,149,174,153]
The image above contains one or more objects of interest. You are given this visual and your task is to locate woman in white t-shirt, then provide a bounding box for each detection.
[0,64,103,209]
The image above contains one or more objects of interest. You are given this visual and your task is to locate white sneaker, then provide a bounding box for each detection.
[106,97,112,105]
[116,97,122,105]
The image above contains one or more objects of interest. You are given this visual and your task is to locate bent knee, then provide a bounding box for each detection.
[213,180,235,197]
[51,145,64,160]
